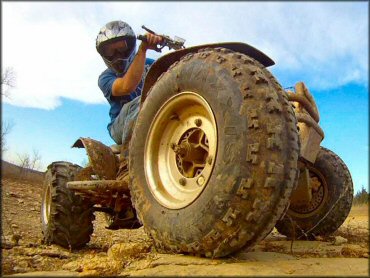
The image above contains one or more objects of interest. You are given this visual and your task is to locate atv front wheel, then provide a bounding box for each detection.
[276,147,353,239]
[129,48,300,257]
[41,161,94,249]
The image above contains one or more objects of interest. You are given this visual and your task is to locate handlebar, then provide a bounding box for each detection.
[137,25,185,53]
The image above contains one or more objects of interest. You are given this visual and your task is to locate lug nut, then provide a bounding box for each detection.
[194,118,202,127]
[197,176,205,186]
[207,156,213,165]
[179,178,187,186]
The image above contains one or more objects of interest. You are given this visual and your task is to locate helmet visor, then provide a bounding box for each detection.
[102,47,136,75]
[99,39,133,62]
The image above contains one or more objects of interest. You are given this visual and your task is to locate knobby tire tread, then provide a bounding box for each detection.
[42,161,94,249]
[129,48,300,257]
[276,147,353,238]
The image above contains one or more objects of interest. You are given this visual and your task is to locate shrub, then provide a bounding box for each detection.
[353,185,369,205]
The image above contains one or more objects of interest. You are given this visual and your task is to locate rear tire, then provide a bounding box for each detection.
[41,161,94,249]
[129,48,300,257]
[276,147,353,239]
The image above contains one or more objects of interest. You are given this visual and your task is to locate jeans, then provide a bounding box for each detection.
[109,96,141,147]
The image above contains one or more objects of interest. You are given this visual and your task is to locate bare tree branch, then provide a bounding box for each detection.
[1,67,16,98]
[16,149,43,178]
[1,120,15,153]
[31,149,42,170]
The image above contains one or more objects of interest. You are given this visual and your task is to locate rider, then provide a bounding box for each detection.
[96,20,162,148]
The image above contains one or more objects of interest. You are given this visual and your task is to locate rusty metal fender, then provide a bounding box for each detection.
[72,137,117,180]
[287,82,324,164]
[141,42,275,104]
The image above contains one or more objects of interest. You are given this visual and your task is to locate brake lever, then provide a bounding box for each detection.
[137,25,186,52]
[141,25,156,35]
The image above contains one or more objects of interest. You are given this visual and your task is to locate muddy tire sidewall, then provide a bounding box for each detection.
[130,48,300,257]
[41,161,94,249]
[276,147,354,238]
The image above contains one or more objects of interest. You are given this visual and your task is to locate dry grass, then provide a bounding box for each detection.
[1,160,44,184]
[349,204,368,217]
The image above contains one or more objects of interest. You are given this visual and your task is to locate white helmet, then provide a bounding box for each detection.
[96,20,136,74]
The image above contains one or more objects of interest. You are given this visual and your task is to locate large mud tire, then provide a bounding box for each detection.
[41,161,94,249]
[276,147,353,239]
[129,48,300,257]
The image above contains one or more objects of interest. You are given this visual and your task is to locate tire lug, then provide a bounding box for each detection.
[194,118,202,127]
[179,178,187,186]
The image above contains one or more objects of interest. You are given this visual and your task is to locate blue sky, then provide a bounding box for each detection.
[2,2,368,194]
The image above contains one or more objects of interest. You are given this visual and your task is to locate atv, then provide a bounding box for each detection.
[41,28,353,258]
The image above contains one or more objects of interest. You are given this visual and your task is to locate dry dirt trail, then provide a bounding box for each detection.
[1,168,369,276]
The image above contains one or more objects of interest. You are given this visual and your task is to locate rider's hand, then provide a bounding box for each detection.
[140,33,163,51]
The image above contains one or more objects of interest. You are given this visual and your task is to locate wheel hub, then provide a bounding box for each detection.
[144,92,217,209]
[290,167,327,216]
[42,184,51,224]
[174,128,210,178]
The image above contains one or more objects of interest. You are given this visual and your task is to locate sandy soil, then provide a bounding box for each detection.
[1,175,369,276]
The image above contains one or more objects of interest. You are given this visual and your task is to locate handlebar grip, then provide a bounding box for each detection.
[137,35,147,42]
[137,34,163,53]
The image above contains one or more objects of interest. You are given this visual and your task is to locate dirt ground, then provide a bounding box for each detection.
[1,174,369,276]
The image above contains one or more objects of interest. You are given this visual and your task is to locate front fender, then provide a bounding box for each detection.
[72,137,117,180]
[141,42,275,104]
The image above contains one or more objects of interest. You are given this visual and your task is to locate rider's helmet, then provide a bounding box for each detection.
[96,20,136,74]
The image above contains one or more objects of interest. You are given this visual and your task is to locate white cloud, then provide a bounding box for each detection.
[3,2,106,109]
[2,2,368,110]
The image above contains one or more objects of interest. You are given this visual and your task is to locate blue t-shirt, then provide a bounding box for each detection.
[98,58,155,133]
